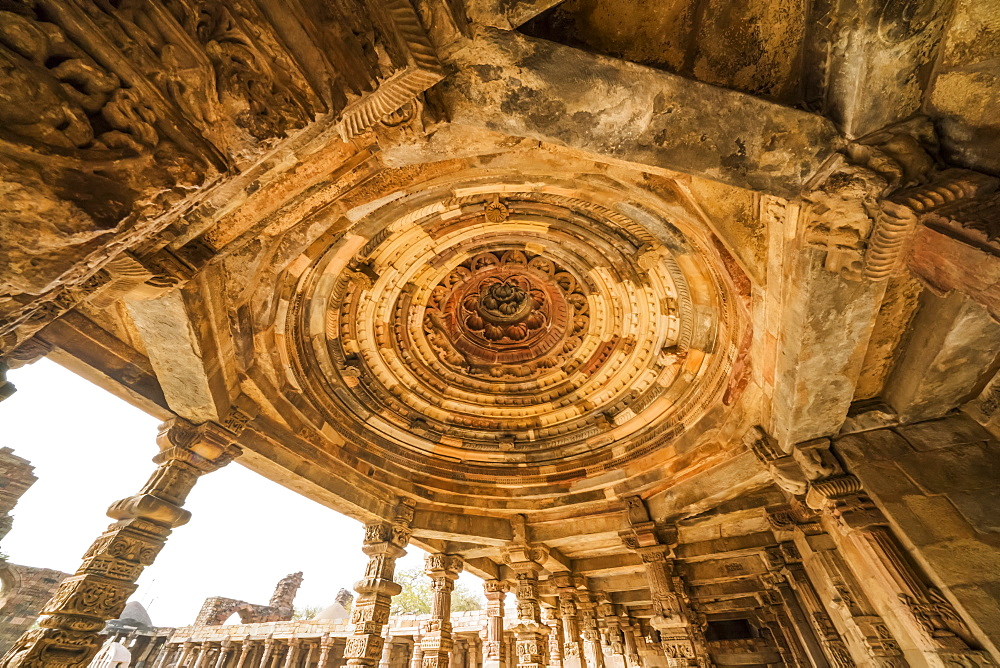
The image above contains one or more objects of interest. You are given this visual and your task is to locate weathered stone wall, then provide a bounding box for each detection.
[0,448,36,544]
[0,563,69,655]
[835,414,1000,659]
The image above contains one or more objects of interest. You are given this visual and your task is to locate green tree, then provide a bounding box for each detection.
[389,567,485,615]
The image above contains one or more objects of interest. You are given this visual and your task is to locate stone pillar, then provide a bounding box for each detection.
[483,580,508,668]
[504,546,549,668]
[760,548,830,668]
[782,556,854,668]
[541,605,563,668]
[318,634,334,668]
[467,637,479,668]
[305,642,316,668]
[757,591,807,667]
[620,617,641,668]
[379,634,395,668]
[552,575,584,668]
[0,418,241,668]
[214,639,232,668]
[410,637,424,668]
[596,599,623,668]
[259,635,275,668]
[345,500,415,668]
[235,637,253,668]
[619,498,709,668]
[284,637,301,668]
[153,644,177,668]
[576,594,604,668]
[422,554,463,668]
[809,473,994,665]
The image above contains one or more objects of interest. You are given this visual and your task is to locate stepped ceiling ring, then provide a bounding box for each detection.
[271,176,749,502]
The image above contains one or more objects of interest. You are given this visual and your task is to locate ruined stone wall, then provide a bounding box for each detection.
[0,448,36,544]
[835,413,1000,659]
[0,563,69,655]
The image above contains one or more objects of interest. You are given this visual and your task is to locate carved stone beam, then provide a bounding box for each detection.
[422,554,463,668]
[345,499,415,668]
[442,27,840,198]
[463,0,566,30]
[0,418,241,668]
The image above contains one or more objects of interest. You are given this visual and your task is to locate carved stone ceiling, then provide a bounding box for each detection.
[1,0,999,598]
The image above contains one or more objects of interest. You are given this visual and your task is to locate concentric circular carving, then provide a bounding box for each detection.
[275,180,746,501]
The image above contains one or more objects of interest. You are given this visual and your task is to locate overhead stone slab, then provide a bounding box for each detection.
[441,28,841,198]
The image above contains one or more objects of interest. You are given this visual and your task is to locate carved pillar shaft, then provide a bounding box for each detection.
[812,478,988,663]
[346,503,414,668]
[512,570,548,668]
[542,606,563,668]
[411,640,424,668]
[259,637,275,668]
[0,419,241,668]
[620,619,641,668]
[283,639,301,668]
[555,584,585,668]
[577,594,605,668]
[379,635,394,668]
[235,637,253,668]
[422,554,462,668]
[760,564,830,668]
[215,640,233,668]
[483,580,508,668]
[318,634,334,668]
[787,567,854,668]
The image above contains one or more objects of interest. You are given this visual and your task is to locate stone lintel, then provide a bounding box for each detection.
[441,28,841,199]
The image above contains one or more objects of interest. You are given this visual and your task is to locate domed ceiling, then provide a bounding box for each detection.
[266,177,751,506]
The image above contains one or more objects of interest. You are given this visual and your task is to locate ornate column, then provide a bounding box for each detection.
[810,475,993,665]
[193,642,212,668]
[541,605,563,668]
[467,637,480,668]
[304,642,316,668]
[756,590,806,667]
[1,418,241,668]
[318,634,334,668]
[619,617,641,668]
[765,504,906,667]
[213,639,232,668]
[153,643,177,668]
[483,581,508,668]
[379,633,395,668]
[576,593,604,668]
[422,554,463,668]
[760,545,835,668]
[618,498,706,668]
[345,500,415,668]
[596,598,623,668]
[235,637,253,668]
[410,636,424,668]
[259,635,275,668]
[284,637,301,668]
[551,575,584,668]
[503,544,550,668]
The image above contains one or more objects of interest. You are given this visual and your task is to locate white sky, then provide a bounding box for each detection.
[2,358,481,627]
